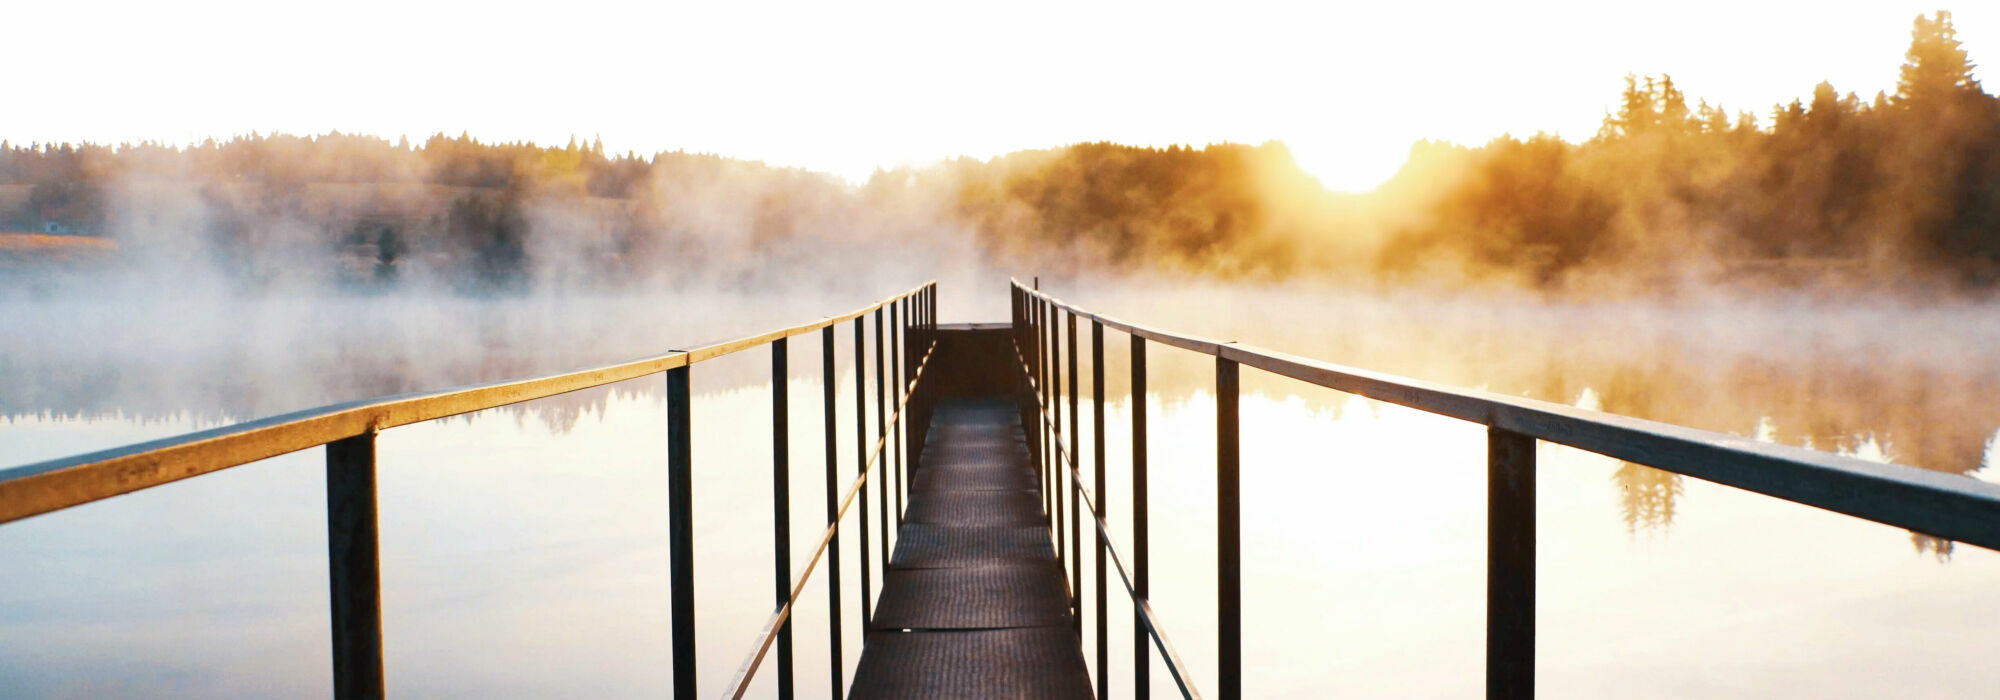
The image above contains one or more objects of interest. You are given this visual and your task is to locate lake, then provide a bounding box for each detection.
[2,283,1996,698]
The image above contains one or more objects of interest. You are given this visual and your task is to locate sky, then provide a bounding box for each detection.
[8,1,1995,191]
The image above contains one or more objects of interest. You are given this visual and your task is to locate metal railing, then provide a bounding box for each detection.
[1011,279,2000,700]
[0,281,939,700]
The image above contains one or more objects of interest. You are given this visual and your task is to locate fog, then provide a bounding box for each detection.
[6,10,2000,698]
[1052,276,2000,475]
[0,145,1017,435]
[8,241,2000,483]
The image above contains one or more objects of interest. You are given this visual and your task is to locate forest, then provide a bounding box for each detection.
[2,11,1995,296]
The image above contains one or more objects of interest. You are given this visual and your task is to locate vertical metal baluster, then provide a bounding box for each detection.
[893,300,903,528]
[1012,290,1020,418]
[917,291,925,437]
[910,319,916,485]
[896,302,904,532]
[854,318,871,626]
[667,365,698,698]
[1018,292,1027,466]
[1024,292,1036,509]
[1038,297,1049,519]
[1052,302,1064,570]
[1131,336,1150,699]
[1216,357,1241,700]
[770,339,794,699]
[1091,320,1108,700]
[1068,311,1081,638]
[327,433,384,700]
[820,327,844,695]
[1064,308,1080,636]
[921,290,929,456]
[874,307,888,583]
[1013,287,1022,356]
[905,296,916,473]
[1019,289,1038,516]
[926,291,932,433]
[1489,428,1537,700]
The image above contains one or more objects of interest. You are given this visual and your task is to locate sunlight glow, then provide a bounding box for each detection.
[6,1,1993,185]
[1284,138,1413,193]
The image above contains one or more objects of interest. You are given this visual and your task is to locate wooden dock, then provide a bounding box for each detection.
[849,396,1092,698]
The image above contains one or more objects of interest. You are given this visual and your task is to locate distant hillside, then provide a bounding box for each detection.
[3,12,1996,297]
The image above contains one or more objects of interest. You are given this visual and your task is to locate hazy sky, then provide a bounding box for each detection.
[9,1,1993,191]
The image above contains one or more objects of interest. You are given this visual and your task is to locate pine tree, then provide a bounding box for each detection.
[1658,75,1691,132]
[1895,11,1981,108]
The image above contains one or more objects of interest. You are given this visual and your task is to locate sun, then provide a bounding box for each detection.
[1284,138,1412,194]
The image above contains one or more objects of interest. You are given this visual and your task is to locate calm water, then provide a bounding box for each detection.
[3,285,1998,698]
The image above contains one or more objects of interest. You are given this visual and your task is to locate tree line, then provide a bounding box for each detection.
[1380,11,1999,291]
[3,11,1996,295]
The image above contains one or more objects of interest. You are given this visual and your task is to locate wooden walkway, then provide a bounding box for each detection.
[849,396,1092,698]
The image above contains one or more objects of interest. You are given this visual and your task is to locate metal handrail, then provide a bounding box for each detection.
[0,281,940,700]
[1015,342,1203,700]
[1012,278,2000,700]
[0,282,934,524]
[1016,281,2000,547]
[721,337,938,698]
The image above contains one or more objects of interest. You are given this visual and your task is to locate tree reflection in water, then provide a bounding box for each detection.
[1614,462,1686,536]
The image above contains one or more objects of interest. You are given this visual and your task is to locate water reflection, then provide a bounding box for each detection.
[11,290,1999,556]
[1072,371,2000,698]
[1613,463,1685,536]
[0,293,880,432]
[8,287,2000,696]
[0,349,898,699]
[4,365,1998,697]
[1055,285,2000,553]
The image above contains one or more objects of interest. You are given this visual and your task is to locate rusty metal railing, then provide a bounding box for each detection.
[0,282,939,700]
[1012,279,2000,700]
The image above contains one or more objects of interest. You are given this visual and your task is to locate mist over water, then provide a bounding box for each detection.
[0,291,891,424]
[1059,278,2000,477]
[9,273,2000,533]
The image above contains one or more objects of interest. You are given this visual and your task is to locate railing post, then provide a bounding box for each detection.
[326,433,384,700]
[903,297,914,474]
[1216,356,1241,700]
[1051,303,1064,567]
[1014,287,1024,360]
[770,338,795,700]
[854,317,871,626]
[666,365,698,698]
[892,301,903,529]
[1014,287,1030,486]
[1033,293,1042,373]
[874,307,889,582]
[918,289,928,439]
[1131,336,1150,699]
[820,327,844,695]
[916,290,930,452]
[1488,427,1536,700]
[1039,298,1051,521]
[933,291,937,404]
[1091,320,1108,700]
[1067,310,1080,638]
